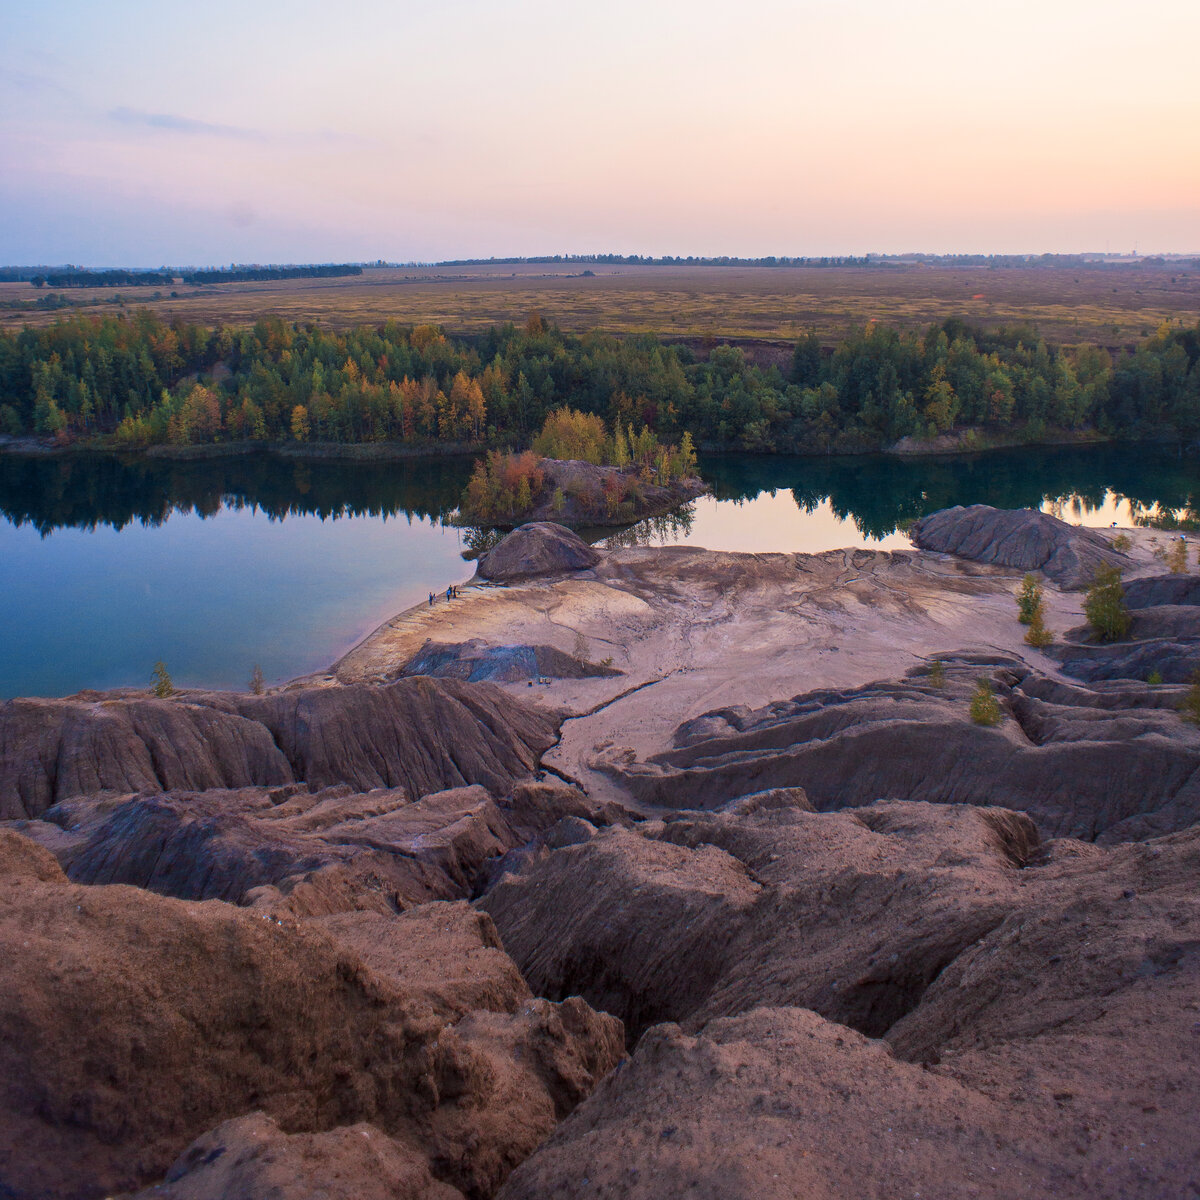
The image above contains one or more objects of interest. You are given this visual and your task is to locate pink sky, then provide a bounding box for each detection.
[2,0,1197,264]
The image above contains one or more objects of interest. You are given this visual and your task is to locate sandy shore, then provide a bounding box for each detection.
[330,527,1175,806]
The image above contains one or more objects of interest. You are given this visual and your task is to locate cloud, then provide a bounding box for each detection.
[109,106,269,141]
[106,107,379,150]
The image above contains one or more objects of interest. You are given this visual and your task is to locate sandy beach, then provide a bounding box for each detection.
[330,525,1173,807]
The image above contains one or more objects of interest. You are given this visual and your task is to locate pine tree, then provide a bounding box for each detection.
[1083,564,1131,642]
[1024,601,1053,647]
[1016,574,1042,625]
[151,661,175,698]
[1168,537,1189,574]
[969,678,1001,726]
[249,664,265,695]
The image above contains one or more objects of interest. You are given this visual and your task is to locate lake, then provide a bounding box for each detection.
[1,444,1197,699]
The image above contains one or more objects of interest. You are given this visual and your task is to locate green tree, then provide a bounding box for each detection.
[1024,602,1053,647]
[969,677,1002,726]
[151,661,175,698]
[1083,564,1131,642]
[1016,574,1042,625]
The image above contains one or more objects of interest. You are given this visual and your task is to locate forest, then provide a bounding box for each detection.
[179,264,364,285]
[0,308,1197,455]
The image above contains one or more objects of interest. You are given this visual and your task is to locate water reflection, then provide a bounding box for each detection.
[0,452,474,537]
[2,445,1196,544]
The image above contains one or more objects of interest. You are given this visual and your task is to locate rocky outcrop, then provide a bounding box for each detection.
[15,779,616,918]
[596,651,1200,841]
[475,521,601,582]
[129,1112,462,1200]
[1047,575,1200,684]
[0,830,623,1200]
[401,638,621,682]
[481,796,1037,1040]
[909,504,1128,587]
[0,677,559,820]
[1124,572,1200,609]
[484,801,1200,1199]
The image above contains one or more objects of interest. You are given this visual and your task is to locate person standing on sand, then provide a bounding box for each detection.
[428,592,434,607]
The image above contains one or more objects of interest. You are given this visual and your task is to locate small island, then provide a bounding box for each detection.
[457,406,707,527]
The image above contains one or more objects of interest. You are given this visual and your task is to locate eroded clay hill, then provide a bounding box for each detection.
[0,831,623,1200]
[0,676,558,820]
[597,650,1200,842]
[909,503,1130,587]
[482,791,1200,1199]
[3,517,1200,1199]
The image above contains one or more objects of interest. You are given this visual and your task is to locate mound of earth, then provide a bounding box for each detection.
[129,1112,461,1200]
[1050,575,1200,684]
[0,676,559,820]
[1124,571,1200,609]
[595,651,1200,841]
[475,521,602,581]
[17,780,617,918]
[909,504,1128,587]
[0,830,623,1200]
[483,799,1200,1199]
[401,638,621,683]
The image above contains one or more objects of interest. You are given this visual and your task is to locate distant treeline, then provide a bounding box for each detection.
[180,264,364,285]
[1,309,1198,454]
[30,270,173,289]
[438,254,879,268]
[432,253,1200,271]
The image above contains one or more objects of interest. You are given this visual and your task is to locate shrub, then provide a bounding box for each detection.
[1111,533,1132,551]
[969,677,1002,726]
[249,664,265,695]
[1168,537,1189,574]
[926,659,946,687]
[1024,602,1053,648]
[1147,669,1163,685]
[151,660,175,698]
[1016,574,1042,625]
[1180,671,1200,725]
[1083,563,1131,642]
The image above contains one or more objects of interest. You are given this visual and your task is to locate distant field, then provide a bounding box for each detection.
[2,262,1197,346]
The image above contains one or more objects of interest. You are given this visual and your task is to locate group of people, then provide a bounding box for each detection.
[428,585,463,607]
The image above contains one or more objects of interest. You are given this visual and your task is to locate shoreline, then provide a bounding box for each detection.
[0,426,1134,465]
[328,523,1174,806]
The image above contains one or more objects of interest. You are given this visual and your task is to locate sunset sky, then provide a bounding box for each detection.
[2,0,1197,265]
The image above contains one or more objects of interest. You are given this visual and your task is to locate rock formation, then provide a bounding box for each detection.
[483,796,1200,1199]
[0,676,559,820]
[20,780,617,917]
[595,651,1200,842]
[0,829,622,1200]
[475,521,602,582]
[909,504,1128,587]
[1050,572,1200,683]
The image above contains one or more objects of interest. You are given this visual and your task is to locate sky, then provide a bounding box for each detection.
[1,0,1197,266]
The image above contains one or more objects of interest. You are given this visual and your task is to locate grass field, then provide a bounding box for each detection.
[3,262,1198,347]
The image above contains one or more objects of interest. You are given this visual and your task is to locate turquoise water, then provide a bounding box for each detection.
[1,446,1197,698]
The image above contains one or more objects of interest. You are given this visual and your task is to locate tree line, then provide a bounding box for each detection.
[179,265,364,285]
[1,308,1197,453]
